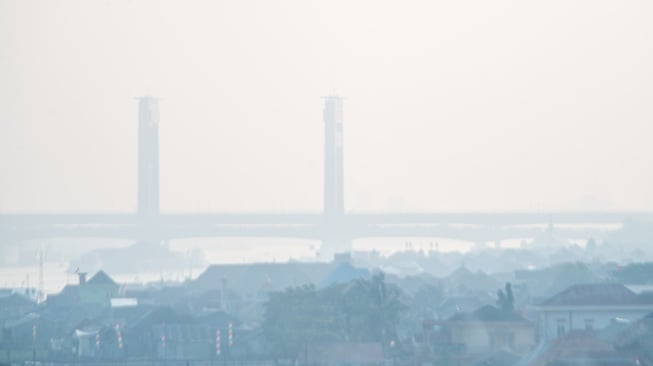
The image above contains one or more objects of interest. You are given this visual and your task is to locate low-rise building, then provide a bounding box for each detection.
[79,271,119,306]
[531,283,653,341]
[446,305,535,355]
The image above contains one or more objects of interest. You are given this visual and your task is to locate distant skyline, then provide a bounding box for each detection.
[1,0,653,213]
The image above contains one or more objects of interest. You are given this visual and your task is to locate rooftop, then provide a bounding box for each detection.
[87,270,117,286]
[538,284,651,307]
[191,262,333,294]
[448,305,530,323]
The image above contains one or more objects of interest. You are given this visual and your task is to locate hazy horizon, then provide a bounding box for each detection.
[2,0,653,213]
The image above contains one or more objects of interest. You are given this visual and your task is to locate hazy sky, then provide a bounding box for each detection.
[1,0,653,213]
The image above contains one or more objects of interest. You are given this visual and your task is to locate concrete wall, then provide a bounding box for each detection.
[540,308,652,341]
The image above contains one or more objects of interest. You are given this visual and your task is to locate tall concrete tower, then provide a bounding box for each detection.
[321,96,349,258]
[137,97,160,220]
[323,96,345,217]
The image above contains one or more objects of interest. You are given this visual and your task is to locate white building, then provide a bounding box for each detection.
[531,283,653,341]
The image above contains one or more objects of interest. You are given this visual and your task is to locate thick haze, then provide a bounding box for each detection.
[1,0,652,213]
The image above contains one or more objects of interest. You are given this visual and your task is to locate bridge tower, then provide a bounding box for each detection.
[321,96,350,258]
[323,96,344,216]
[137,97,160,221]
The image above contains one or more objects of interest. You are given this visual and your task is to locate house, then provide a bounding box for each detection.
[46,271,119,308]
[446,305,535,355]
[45,284,81,307]
[190,262,334,300]
[93,305,240,360]
[0,312,60,363]
[0,287,38,303]
[79,270,119,306]
[0,293,36,324]
[530,283,653,341]
[1,313,56,349]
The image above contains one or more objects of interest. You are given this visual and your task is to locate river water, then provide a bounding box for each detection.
[0,229,609,297]
[0,236,484,296]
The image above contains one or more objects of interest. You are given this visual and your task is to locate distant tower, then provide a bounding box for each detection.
[321,96,349,258]
[323,96,345,217]
[137,97,160,220]
[37,248,45,304]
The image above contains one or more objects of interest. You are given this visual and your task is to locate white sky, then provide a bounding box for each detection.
[1,0,653,213]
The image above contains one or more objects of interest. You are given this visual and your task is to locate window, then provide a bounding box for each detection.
[556,319,566,336]
[584,318,594,331]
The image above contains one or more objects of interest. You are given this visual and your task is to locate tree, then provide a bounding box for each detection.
[262,272,405,360]
[496,282,514,312]
[262,285,339,361]
[340,272,403,348]
[410,283,443,319]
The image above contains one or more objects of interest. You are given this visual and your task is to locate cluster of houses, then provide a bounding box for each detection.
[1,256,653,366]
[418,282,653,365]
